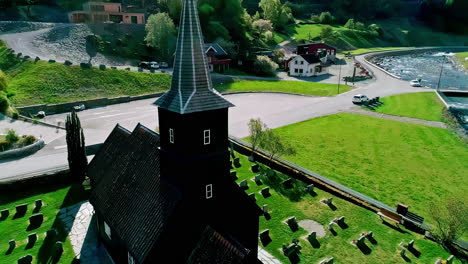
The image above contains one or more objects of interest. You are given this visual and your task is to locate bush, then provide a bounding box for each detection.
[0,140,10,152]
[35,56,40,62]
[80,62,92,69]
[355,22,367,31]
[64,60,73,66]
[5,129,19,143]
[254,56,278,76]
[344,19,355,29]
[0,93,9,113]
[21,135,37,146]
[319,12,334,24]
[99,64,106,71]
[0,70,7,91]
[311,15,321,23]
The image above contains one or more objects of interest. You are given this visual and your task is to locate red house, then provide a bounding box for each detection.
[297,42,337,57]
[204,43,231,73]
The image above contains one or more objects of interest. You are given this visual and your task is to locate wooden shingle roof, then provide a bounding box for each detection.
[155,0,233,114]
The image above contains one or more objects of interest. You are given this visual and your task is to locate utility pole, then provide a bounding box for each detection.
[337,63,342,95]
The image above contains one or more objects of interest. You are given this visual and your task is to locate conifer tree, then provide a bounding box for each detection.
[66,111,87,183]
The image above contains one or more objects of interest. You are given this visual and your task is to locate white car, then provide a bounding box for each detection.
[73,104,86,111]
[352,94,369,104]
[410,80,422,87]
[149,62,160,69]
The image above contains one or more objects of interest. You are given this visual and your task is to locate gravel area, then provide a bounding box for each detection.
[0,21,56,34]
[298,219,326,237]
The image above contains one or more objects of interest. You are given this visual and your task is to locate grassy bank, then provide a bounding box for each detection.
[454,52,468,70]
[0,41,171,106]
[344,47,410,55]
[215,79,353,96]
[371,92,446,122]
[0,184,89,263]
[268,113,468,217]
[233,154,459,263]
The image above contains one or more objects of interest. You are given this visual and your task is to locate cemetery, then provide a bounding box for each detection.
[231,153,459,263]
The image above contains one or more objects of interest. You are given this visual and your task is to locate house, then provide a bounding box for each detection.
[205,43,231,73]
[296,42,337,63]
[87,0,262,263]
[69,2,145,24]
[287,54,326,77]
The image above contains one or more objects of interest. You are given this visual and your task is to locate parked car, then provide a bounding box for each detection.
[149,61,160,69]
[352,94,369,104]
[138,61,149,69]
[160,62,169,68]
[410,79,422,87]
[73,104,86,112]
[34,111,46,118]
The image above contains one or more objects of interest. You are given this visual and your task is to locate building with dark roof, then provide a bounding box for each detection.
[88,0,262,263]
[287,54,326,77]
[205,43,232,73]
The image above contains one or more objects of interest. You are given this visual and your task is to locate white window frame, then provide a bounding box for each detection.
[204,130,211,145]
[128,252,135,264]
[169,128,174,144]
[104,221,111,239]
[206,184,213,199]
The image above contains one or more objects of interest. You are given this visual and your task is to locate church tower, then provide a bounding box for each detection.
[155,0,234,200]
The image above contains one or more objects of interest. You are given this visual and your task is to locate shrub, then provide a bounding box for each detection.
[311,15,321,23]
[48,59,56,63]
[21,135,37,146]
[0,70,7,91]
[254,55,278,76]
[35,56,40,62]
[6,129,19,143]
[319,12,334,24]
[0,140,10,152]
[344,18,355,29]
[355,22,366,31]
[80,62,92,69]
[0,93,9,113]
[99,64,106,71]
[64,60,73,66]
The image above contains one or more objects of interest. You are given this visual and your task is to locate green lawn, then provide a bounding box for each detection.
[233,154,459,263]
[454,52,468,70]
[344,47,410,55]
[0,184,89,263]
[266,113,468,217]
[371,92,446,122]
[215,80,353,96]
[0,41,171,106]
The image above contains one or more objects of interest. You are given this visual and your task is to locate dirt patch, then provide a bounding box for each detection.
[298,219,326,237]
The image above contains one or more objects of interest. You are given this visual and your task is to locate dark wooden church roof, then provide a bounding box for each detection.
[88,124,181,264]
[154,0,233,114]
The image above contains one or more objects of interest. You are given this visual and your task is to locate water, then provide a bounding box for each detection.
[374,52,468,90]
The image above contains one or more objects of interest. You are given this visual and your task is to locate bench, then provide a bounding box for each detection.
[377,208,402,227]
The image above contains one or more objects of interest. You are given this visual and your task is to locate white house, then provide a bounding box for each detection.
[288,54,326,77]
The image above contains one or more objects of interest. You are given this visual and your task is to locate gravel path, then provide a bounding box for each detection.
[347,107,450,129]
[298,219,326,238]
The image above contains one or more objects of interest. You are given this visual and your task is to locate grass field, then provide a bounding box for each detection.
[454,52,468,70]
[268,113,468,217]
[0,41,171,106]
[371,92,446,122]
[233,154,459,263]
[215,79,353,96]
[344,47,410,55]
[0,184,89,263]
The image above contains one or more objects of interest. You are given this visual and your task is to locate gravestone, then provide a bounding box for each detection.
[327,222,334,231]
[230,170,237,180]
[308,232,317,242]
[337,216,346,226]
[447,255,454,264]
[0,209,9,220]
[281,178,293,189]
[239,180,248,190]
[262,204,269,215]
[305,184,314,194]
[51,242,64,262]
[326,197,333,205]
[287,216,298,230]
[261,187,270,198]
[27,233,37,247]
[34,200,43,212]
[29,213,44,228]
[8,239,15,252]
[282,243,300,257]
[254,174,263,185]
[15,204,28,218]
[319,257,334,264]
[17,254,33,264]
[248,193,256,201]
[46,229,57,241]
[400,249,406,258]
[366,231,373,239]
[407,240,414,250]
[259,229,271,245]
[251,164,260,173]
[233,157,241,167]
[357,235,366,247]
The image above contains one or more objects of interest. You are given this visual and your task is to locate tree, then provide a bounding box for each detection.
[311,15,321,23]
[248,118,265,160]
[430,196,468,247]
[253,19,273,34]
[0,70,7,91]
[259,124,296,163]
[85,35,101,64]
[319,11,334,24]
[355,22,366,31]
[254,55,278,76]
[259,0,293,29]
[0,93,9,113]
[26,0,38,18]
[344,18,355,29]
[66,111,87,184]
[319,25,337,43]
[145,13,177,62]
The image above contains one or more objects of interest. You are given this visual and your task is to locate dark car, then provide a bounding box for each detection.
[138,61,149,69]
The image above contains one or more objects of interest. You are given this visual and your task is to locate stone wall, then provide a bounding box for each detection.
[0,140,45,161]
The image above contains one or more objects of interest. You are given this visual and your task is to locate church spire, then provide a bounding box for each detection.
[155,0,234,114]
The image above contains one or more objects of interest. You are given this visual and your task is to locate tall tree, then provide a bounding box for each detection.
[145,13,177,62]
[430,196,468,247]
[259,0,293,29]
[85,35,100,64]
[66,111,87,184]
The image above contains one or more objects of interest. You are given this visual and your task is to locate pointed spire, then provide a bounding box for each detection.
[155,0,234,114]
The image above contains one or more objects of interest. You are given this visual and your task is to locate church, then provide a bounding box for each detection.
[87,0,263,263]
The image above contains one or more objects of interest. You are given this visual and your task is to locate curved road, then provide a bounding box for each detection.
[0,53,429,182]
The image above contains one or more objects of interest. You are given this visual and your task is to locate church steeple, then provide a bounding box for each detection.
[155,0,233,114]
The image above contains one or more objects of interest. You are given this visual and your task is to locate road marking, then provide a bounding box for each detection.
[54,145,67,150]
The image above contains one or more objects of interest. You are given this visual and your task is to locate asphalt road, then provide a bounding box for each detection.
[0,54,428,182]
